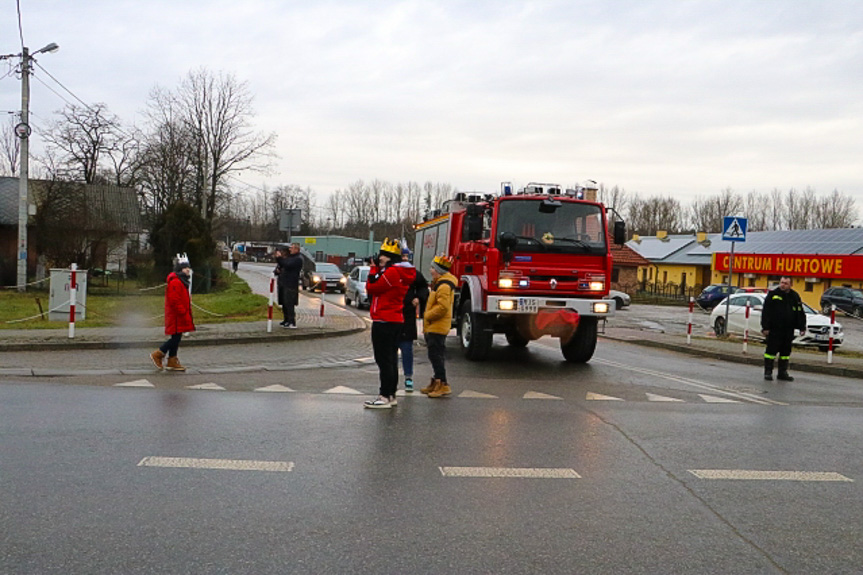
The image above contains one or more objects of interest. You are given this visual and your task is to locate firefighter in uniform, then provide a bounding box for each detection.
[760,276,807,381]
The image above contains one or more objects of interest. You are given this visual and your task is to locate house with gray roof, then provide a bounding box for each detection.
[0,177,143,285]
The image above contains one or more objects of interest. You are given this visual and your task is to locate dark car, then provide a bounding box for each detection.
[820,287,863,317]
[695,284,740,311]
[301,262,347,293]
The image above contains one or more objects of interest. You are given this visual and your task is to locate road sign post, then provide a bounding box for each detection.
[722,216,748,334]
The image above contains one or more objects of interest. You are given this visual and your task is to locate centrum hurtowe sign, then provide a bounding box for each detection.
[713,253,863,279]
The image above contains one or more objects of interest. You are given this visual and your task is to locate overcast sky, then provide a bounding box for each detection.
[2,0,861,212]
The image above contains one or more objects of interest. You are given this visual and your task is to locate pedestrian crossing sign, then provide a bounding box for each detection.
[722,216,747,242]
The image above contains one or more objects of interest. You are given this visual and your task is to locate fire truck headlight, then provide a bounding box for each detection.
[499,278,514,288]
[593,302,610,314]
[589,281,604,291]
[498,300,515,311]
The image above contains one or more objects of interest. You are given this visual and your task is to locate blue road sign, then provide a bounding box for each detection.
[722,216,747,242]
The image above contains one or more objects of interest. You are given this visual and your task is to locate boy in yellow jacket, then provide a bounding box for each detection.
[422,255,457,398]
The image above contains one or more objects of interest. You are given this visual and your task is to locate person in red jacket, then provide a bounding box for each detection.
[364,238,416,409]
[150,257,196,371]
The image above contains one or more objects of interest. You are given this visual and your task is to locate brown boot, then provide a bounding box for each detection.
[420,377,439,395]
[165,356,186,372]
[428,381,451,398]
[150,349,165,370]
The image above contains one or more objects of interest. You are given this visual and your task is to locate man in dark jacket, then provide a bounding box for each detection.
[761,276,807,381]
[274,243,303,328]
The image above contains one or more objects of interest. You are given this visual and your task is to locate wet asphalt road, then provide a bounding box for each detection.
[3,328,863,573]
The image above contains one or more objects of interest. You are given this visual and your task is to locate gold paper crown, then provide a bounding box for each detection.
[380,237,401,256]
[433,254,454,270]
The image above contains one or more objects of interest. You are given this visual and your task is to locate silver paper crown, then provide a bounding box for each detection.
[175,252,190,266]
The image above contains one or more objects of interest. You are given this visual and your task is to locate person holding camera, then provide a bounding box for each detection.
[363,238,416,409]
[274,243,303,328]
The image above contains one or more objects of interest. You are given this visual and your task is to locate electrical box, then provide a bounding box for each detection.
[49,268,88,321]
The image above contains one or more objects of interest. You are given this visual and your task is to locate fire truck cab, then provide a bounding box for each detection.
[413,181,626,363]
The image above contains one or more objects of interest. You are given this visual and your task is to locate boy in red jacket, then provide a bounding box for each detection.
[150,256,196,371]
[364,238,416,409]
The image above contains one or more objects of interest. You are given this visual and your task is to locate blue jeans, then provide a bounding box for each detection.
[398,340,414,378]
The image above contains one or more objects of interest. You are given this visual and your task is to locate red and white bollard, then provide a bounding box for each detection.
[687,297,693,345]
[267,277,275,333]
[319,280,326,328]
[742,301,751,354]
[828,304,836,364]
[68,263,78,339]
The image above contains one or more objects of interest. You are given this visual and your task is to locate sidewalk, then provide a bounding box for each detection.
[601,325,863,379]
[0,263,365,352]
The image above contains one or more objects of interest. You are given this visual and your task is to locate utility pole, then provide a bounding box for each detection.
[1,43,58,291]
[16,47,31,292]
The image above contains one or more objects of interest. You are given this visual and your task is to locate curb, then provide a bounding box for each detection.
[601,334,863,379]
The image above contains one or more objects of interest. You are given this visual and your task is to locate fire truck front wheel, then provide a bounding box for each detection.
[459,300,493,361]
[560,317,598,363]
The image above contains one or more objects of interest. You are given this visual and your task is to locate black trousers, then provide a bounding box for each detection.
[372,322,402,397]
[159,333,183,357]
[764,329,794,361]
[425,332,447,382]
[279,286,298,324]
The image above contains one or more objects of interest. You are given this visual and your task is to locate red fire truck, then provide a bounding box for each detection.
[413,181,626,363]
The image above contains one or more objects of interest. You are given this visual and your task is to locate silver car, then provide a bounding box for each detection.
[345,265,371,309]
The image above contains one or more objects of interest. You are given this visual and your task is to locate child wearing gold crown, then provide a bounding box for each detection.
[150,254,196,372]
[364,238,417,409]
[421,254,457,397]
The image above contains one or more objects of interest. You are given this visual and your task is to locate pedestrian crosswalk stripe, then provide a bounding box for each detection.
[324,385,363,394]
[440,466,580,478]
[114,379,155,388]
[689,469,853,482]
[138,456,294,472]
[187,383,226,391]
[698,394,740,403]
[586,392,623,401]
[646,393,684,402]
[459,390,499,399]
[523,391,562,400]
[254,384,295,392]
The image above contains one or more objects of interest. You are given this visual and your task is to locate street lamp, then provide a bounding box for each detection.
[0,42,59,291]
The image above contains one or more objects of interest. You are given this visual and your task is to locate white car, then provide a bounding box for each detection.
[710,292,844,350]
[608,289,631,309]
[344,265,370,309]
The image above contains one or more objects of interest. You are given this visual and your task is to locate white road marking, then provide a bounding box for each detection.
[586,392,624,401]
[689,469,853,482]
[698,394,740,403]
[523,391,563,400]
[324,385,363,394]
[186,383,226,391]
[459,390,499,399]
[114,379,155,388]
[594,358,787,405]
[646,393,684,402]
[138,456,294,472]
[254,384,295,392]
[440,466,581,478]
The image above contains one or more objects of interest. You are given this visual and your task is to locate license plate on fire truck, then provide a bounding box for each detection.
[518,297,539,313]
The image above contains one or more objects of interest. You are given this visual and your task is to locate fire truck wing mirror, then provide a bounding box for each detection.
[613,220,626,245]
[465,204,484,241]
[499,231,518,265]
[539,198,562,213]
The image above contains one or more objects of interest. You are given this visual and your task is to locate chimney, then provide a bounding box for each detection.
[632,234,641,244]
[696,231,708,243]
[656,230,668,241]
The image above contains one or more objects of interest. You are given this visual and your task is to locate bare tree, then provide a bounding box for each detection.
[813,189,858,228]
[784,187,817,230]
[177,68,277,220]
[0,115,20,175]
[744,190,771,232]
[42,103,122,184]
[627,193,684,235]
[689,188,744,233]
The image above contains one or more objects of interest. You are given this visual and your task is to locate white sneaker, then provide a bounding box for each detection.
[363,395,392,409]
[288,323,297,329]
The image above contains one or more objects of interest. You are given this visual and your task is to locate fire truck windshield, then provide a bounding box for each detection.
[495,199,607,254]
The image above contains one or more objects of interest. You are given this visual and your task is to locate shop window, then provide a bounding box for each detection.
[804,283,814,292]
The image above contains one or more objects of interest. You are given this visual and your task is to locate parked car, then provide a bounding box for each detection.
[710,292,844,350]
[820,287,863,317]
[695,284,740,310]
[608,289,631,309]
[344,265,371,309]
[302,262,346,293]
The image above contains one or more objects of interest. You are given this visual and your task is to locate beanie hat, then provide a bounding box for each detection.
[431,254,453,275]
[379,237,402,261]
